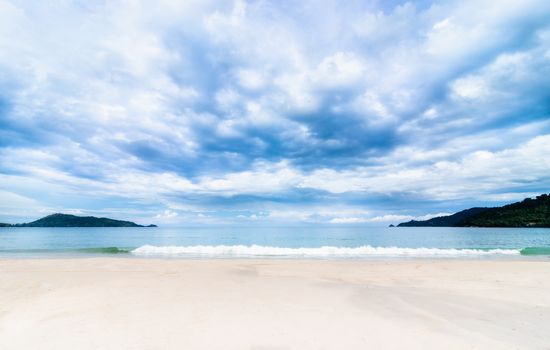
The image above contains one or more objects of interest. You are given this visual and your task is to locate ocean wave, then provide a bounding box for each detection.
[130,245,521,258]
[77,247,131,254]
[519,247,550,255]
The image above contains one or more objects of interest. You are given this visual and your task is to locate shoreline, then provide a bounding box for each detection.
[1,255,548,261]
[2,244,549,260]
[1,258,549,349]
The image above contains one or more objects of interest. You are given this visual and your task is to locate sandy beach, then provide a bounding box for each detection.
[0,258,549,350]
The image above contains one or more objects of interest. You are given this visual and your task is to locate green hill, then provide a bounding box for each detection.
[397,207,489,227]
[458,194,550,227]
[398,194,550,227]
[6,213,157,227]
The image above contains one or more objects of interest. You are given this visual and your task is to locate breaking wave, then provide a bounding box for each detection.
[130,245,522,258]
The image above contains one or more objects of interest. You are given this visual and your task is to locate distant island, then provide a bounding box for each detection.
[397,194,550,227]
[0,213,157,227]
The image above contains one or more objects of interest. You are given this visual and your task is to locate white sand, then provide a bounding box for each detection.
[0,258,549,349]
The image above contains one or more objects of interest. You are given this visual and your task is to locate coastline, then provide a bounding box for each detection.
[1,258,549,349]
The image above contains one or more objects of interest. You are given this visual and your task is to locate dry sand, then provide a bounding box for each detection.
[0,258,549,349]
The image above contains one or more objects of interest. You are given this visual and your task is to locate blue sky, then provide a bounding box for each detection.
[1,0,549,225]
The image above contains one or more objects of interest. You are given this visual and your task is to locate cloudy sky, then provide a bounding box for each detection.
[1,0,549,225]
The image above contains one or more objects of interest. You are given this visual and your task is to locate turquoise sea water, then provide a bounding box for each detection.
[1,226,550,259]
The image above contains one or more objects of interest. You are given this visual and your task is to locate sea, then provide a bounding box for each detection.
[1,226,550,259]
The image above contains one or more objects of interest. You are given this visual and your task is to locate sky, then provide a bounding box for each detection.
[0,0,549,226]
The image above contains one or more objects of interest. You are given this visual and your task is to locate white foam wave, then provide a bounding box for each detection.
[131,245,520,258]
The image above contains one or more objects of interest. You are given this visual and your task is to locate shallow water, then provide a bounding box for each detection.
[1,226,549,258]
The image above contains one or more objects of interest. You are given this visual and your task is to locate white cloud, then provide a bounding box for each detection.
[236,69,265,90]
[154,210,179,219]
[329,217,368,224]
[312,52,365,88]
[1,0,550,223]
[0,190,46,217]
[452,76,489,99]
